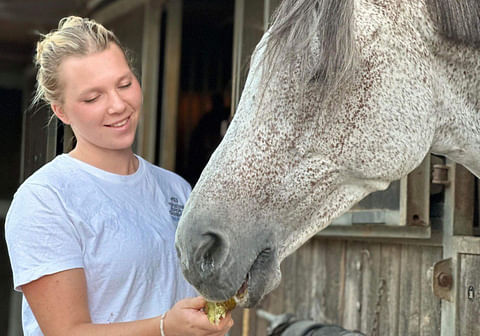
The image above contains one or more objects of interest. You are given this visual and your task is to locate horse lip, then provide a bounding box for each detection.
[236,272,249,296]
[236,247,275,307]
[233,272,249,304]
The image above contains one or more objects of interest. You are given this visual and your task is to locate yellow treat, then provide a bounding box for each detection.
[205,297,236,325]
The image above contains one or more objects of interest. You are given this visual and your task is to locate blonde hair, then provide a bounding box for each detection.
[32,16,133,107]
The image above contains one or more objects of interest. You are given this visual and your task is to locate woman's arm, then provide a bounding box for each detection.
[22,268,233,336]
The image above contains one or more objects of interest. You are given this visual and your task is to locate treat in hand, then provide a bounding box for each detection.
[204,297,236,325]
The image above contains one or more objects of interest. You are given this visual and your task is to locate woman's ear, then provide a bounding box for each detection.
[51,103,70,125]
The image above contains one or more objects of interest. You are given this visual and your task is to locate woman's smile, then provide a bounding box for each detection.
[105,115,131,128]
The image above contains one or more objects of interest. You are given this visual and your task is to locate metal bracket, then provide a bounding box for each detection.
[432,164,450,185]
[433,258,453,302]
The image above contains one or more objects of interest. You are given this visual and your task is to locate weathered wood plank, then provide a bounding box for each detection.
[453,164,475,235]
[378,244,401,335]
[317,224,431,239]
[342,241,363,330]
[325,240,346,325]
[420,246,442,336]
[457,254,480,336]
[398,245,422,335]
[360,243,381,334]
[295,241,314,319]
[309,237,332,323]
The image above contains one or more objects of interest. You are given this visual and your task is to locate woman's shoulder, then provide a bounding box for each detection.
[15,154,86,202]
[20,155,74,188]
[7,156,74,227]
[138,156,192,194]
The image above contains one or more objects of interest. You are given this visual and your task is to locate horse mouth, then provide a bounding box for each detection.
[233,247,275,307]
[233,272,249,304]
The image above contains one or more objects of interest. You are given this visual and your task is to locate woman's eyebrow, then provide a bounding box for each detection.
[116,73,132,82]
[78,73,132,96]
[78,87,101,96]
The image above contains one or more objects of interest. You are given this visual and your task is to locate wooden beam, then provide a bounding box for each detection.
[440,159,458,336]
[92,0,147,24]
[317,223,431,240]
[231,0,265,114]
[452,236,480,254]
[406,154,431,227]
[137,0,163,162]
[231,0,245,114]
[159,0,182,170]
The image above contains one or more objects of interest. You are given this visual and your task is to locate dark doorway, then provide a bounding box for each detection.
[176,0,234,186]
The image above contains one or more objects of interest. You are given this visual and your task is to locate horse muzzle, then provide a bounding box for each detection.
[175,215,280,307]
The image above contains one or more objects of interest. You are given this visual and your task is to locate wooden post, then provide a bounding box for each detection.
[159,0,183,170]
[231,0,265,113]
[139,0,163,162]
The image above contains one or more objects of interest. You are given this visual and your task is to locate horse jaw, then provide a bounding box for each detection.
[176,153,391,307]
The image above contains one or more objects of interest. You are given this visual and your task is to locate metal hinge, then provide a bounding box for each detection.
[432,164,450,185]
[432,258,453,302]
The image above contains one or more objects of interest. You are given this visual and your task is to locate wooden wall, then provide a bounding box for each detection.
[230,238,443,336]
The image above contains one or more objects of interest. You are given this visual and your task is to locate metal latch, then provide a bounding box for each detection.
[433,258,453,302]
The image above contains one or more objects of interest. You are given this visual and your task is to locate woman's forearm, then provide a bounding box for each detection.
[66,316,162,336]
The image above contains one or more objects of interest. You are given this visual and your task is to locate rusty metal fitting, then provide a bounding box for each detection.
[437,272,453,289]
[432,164,449,185]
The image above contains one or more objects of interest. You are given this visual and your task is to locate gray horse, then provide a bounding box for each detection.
[175,0,480,308]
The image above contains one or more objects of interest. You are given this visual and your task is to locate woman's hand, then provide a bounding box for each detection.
[163,296,234,336]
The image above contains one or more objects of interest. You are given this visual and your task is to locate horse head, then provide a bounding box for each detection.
[176,0,480,307]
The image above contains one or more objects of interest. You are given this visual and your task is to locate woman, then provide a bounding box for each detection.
[5,16,233,336]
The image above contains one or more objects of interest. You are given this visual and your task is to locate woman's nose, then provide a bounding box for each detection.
[107,90,127,114]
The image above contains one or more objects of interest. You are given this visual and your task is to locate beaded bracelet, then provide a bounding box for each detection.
[160,313,166,336]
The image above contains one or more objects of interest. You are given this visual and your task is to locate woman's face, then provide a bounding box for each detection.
[52,43,142,156]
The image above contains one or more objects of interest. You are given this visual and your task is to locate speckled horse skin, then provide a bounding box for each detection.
[175,0,480,307]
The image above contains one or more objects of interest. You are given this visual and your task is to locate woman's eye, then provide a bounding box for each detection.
[119,82,132,89]
[84,96,99,103]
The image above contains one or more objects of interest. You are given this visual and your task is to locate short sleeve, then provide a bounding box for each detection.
[5,183,84,291]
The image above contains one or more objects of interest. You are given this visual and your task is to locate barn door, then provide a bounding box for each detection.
[435,162,480,336]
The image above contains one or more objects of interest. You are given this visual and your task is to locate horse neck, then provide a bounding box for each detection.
[430,40,480,178]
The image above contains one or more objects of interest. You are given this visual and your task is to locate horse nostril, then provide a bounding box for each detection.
[193,232,226,277]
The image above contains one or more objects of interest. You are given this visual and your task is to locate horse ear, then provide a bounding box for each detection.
[51,103,70,125]
[426,0,480,47]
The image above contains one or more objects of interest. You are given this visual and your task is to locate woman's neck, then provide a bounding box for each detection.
[69,147,139,175]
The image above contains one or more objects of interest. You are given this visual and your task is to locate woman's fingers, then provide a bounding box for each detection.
[169,296,234,335]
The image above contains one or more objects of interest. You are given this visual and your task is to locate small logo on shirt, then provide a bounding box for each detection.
[168,197,184,221]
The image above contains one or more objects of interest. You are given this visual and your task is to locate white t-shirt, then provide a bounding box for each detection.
[5,154,197,335]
